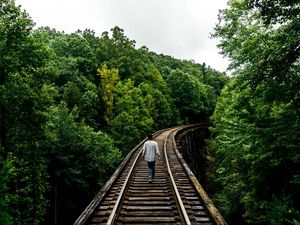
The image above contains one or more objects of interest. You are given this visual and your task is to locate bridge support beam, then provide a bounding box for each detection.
[175,124,210,188]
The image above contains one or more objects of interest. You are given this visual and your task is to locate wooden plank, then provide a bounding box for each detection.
[126,201,172,205]
[122,216,175,222]
[128,196,170,201]
[125,206,173,210]
[173,127,228,225]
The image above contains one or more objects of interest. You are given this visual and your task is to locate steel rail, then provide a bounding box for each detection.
[106,148,143,225]
[74,138,144,225]
[106,147,142,225]
[105,129,170,225]
[164,129,192,225]
[105,129,168,225]
[75,125,222,225]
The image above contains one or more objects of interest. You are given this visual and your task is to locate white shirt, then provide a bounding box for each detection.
[142,140,160,162]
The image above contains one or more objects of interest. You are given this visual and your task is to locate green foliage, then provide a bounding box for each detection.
[98,64,120,125]
[151,53,228,122]
[210,0,300,223]
[166,69,212,122]
[0,1,51,224]
[214,0,300,95]
[211,77,300,224]
[139,82,177,130]
[111,79,154,153]
[62,75,101,128]
[43,102,121,185]
[1,1,226,224]
[12,144,49,225]
[0,153,14,225]
[42,102,121,224]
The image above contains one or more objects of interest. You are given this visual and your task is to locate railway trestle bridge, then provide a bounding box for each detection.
[74,124,227,225]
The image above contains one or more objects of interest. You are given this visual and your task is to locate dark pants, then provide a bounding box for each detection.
[147,161,155,179]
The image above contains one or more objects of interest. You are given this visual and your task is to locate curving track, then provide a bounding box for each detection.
[74,125,227,225]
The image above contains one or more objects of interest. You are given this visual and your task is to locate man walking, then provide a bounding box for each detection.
[142,134,160,183]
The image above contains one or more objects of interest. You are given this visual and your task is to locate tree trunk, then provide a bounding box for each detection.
[0,68,6,159]
[54,180,58,225]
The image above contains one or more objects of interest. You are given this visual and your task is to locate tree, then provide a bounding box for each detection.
[210,0,300,224]
[211,78,300,224]
[139,82,177,130]
[1,1,51,224]
[1,0,36,156]
[50,33,97,81]
[166,69,210,122]
[213,0,300,104]
[0,153,15,225]
[111,79,154,153]
[62,75,101,129]
[42,102,121,225]
[98,64,120,125]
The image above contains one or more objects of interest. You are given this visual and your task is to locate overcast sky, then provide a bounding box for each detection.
[16,0,230,72]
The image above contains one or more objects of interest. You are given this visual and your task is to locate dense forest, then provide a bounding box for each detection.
[0,1,227,224]
[209,0,300,224]
[1,0,299,225]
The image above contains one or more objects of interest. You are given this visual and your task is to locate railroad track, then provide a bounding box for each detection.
[74,125,227,225]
